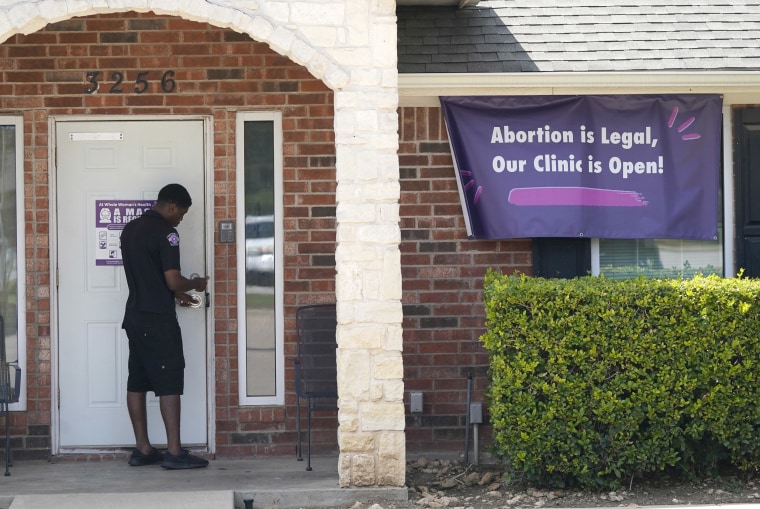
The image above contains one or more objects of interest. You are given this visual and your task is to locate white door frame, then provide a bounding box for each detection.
[48,114,216,455]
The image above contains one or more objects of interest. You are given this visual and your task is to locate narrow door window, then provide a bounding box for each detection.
[237,112,283,405]
[0,117,25,410]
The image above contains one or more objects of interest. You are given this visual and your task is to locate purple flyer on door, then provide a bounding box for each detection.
[95,200,154,266]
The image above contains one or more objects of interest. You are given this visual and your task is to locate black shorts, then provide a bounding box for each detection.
[123,310,185,396]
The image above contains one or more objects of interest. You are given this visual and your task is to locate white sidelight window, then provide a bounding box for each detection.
[0,116,25,410]
[236,111,284,406]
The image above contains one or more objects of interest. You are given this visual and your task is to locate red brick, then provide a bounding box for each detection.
[5,10,533,462]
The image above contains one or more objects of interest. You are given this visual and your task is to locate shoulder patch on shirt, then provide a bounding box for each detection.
[166,232,180,246]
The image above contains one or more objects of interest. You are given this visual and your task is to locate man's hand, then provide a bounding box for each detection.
[164,270,208,293]
[190,276,208,292]
[175,292,196,307]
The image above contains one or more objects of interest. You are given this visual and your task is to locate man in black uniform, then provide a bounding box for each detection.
[120,183,209,470]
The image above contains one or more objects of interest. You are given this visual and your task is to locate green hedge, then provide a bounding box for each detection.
[481,271,760,489]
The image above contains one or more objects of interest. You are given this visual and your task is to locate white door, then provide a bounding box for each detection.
[56,119,207,448]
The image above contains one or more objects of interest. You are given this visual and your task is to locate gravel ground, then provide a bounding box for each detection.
[337,458,760,509]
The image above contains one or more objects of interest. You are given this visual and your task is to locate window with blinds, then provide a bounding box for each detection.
[598,238,723,279]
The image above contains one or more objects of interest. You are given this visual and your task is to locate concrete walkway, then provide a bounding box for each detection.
[0,455,408,509]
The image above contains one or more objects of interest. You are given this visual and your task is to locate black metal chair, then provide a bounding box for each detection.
[294,303,338,471]
[0,315,21,476]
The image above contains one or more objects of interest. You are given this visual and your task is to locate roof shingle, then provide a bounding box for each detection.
[397,0,760,72]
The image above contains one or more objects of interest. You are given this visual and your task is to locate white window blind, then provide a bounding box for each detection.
[597,238,722,279]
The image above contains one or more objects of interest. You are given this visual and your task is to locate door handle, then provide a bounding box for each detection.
[186,292,210,308]
[188,273,207,309]
[188,293,203,308]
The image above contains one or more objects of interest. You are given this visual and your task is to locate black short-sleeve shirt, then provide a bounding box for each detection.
[121,209,181,315]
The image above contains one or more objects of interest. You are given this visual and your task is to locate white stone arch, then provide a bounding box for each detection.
[0,0,405,488]
[0,0,350,89]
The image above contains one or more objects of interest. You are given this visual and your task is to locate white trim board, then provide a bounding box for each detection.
[399,71,760,107]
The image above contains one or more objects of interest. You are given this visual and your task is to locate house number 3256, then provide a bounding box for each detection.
[84,70,177,94]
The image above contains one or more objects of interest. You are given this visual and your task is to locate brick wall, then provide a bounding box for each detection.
[1,10,536,462]
[0,11,337,459]
[398,106,533,455]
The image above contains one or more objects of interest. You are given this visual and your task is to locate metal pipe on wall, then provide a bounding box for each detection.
[464,371,473,465]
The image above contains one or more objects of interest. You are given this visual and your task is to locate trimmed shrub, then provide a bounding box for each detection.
[481,271,760,489]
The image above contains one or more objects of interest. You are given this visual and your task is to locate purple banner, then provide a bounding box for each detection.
[440,95,723,240]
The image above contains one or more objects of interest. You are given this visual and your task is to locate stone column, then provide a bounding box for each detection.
[334,81,406,485]
[330,0,406,488]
